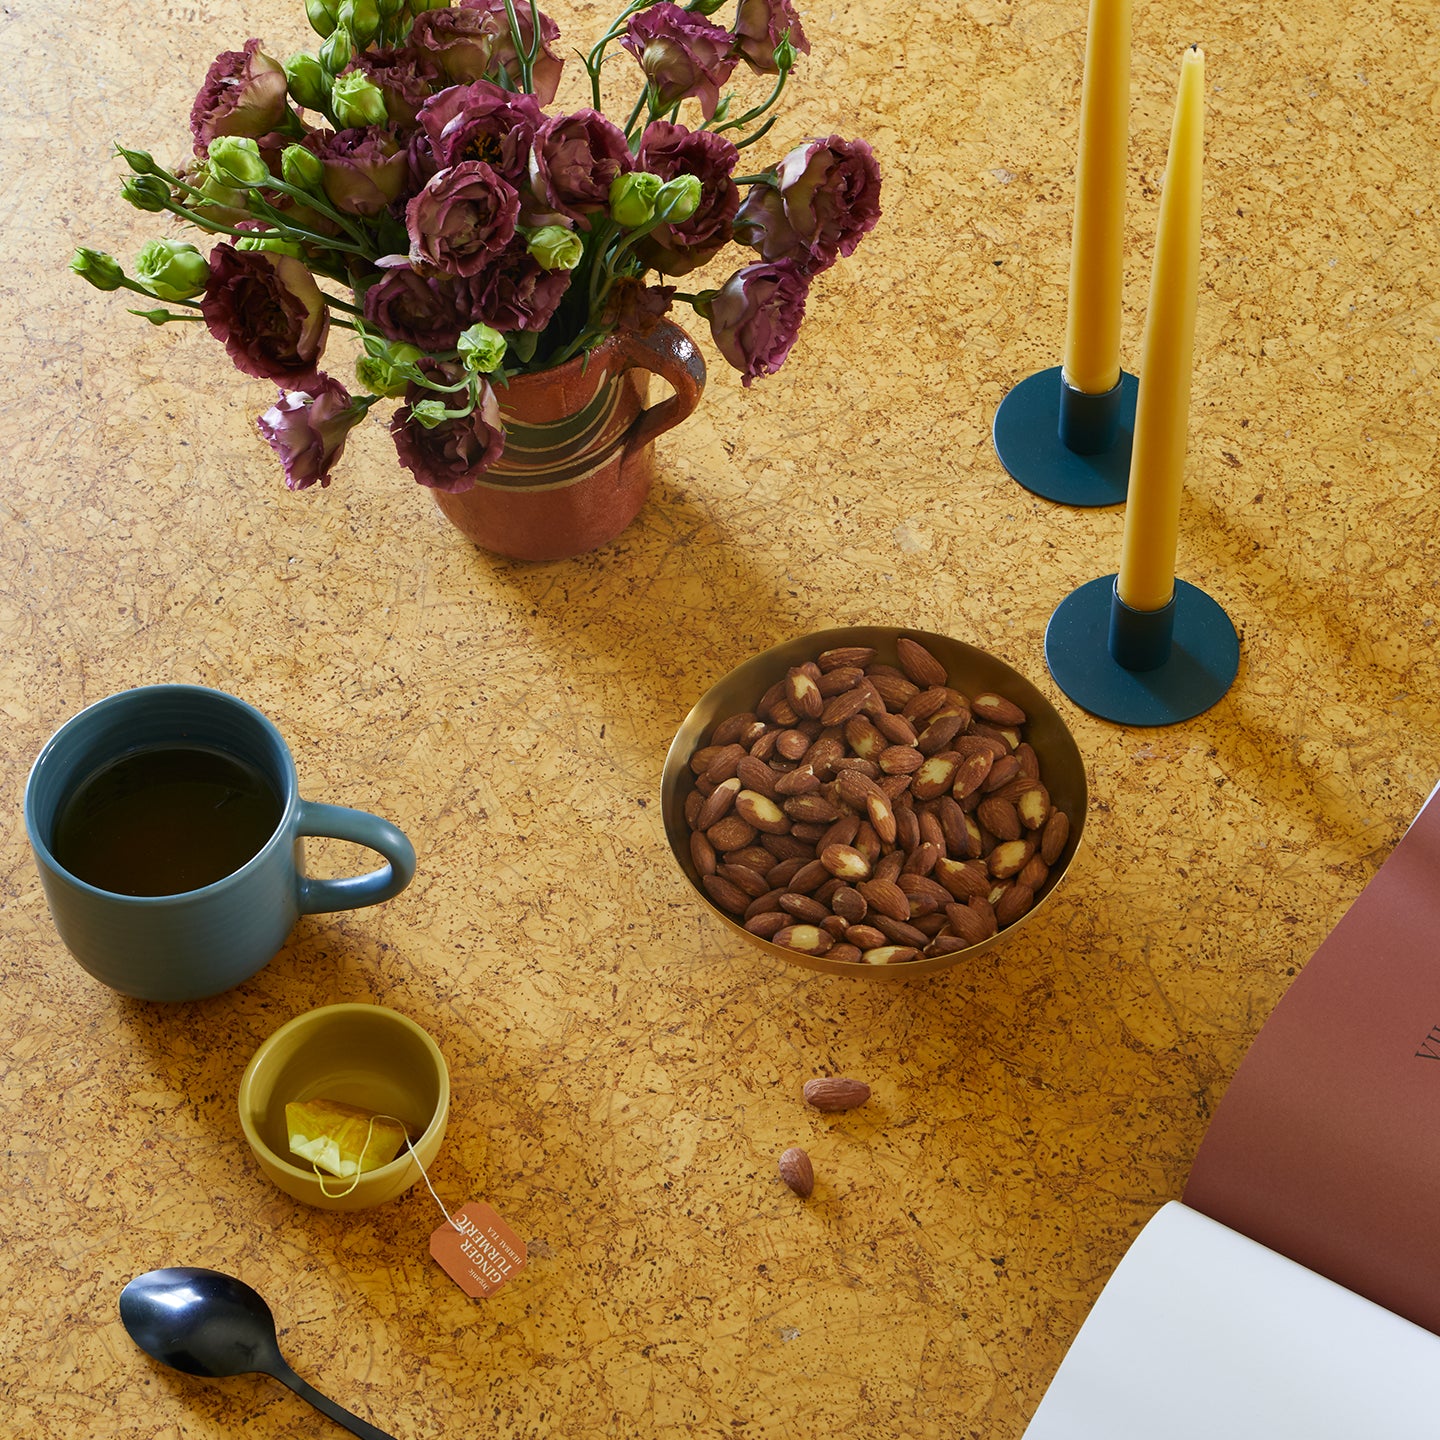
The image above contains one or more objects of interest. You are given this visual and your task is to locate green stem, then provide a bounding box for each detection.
[711,67,791,137]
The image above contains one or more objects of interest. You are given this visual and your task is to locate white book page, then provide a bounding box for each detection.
[1023,1203,1440,1439]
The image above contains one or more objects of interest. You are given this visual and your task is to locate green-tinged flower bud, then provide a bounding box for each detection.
[458,324,506,374]
[356,342,423,398]
[121,174,171,213]
[339,0,380,47]
[410,398,450,430]
[281,143,325,192]
[70,248,126,291]
[128,306,192,325]
[709,95,732,124]
[773,34,798,72]
[376,0,404,17]
[305,0,339,38]
[609,171,662,229]
[192,163,249,216]
[134,238,210,300]
[653,173,702,226]
[235,233,305,257]
[332,71,388,129]
[114,144,158,175]
[525,225,583,272]
[285,53,331,111]
[208,136,271,188]
[319,23,354,76]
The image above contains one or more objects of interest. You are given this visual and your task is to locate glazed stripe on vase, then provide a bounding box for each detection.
[481,375,638,491]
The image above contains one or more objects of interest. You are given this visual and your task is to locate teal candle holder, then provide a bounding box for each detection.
[992,366,1137,507]
[1045,574,1239,726]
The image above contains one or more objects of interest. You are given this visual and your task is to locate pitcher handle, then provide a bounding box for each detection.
[615,320,707,457]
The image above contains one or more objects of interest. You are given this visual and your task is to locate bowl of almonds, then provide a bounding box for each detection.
[661,628,1087,977]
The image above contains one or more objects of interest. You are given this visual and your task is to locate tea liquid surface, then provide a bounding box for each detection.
[52,745,283,896]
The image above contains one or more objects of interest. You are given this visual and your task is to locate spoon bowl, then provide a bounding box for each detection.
[120,1267,397,1440]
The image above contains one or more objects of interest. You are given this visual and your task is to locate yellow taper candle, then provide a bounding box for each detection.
[1061,0,1132,396]
[1116,45,1205,612]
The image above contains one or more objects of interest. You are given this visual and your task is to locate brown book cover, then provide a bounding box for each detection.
[1183,787,1440,1335]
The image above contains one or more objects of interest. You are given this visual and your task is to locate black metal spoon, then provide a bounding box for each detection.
[119,1266,398,1440]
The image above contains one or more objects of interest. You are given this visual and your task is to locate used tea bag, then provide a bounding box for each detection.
[286,1098,409,1178]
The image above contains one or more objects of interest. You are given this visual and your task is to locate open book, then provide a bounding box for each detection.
[1023,784,1440,1438]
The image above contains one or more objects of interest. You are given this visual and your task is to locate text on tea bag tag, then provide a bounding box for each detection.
[430,1202,528,1299]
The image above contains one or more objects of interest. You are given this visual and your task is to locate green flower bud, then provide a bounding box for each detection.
[235,232,305,258]
[653,174,702,226]
[609,171,662,229]
[70,248,126,291]
[332,72,388,129]
[525,225,583,272]
[356,343,422,398]
[773,34,798,72]
[709,95,732,124]
[207,136,271,188]
[285,53,331,112]
[458,323,506,374]
[121,174,170,213]
[281,143,325,192]
[129,307,187,326]
[114,144,158,175]
[410,398,450,430]
[134,238,210,300]
[339,0,380,47]
[319,22,354,76]
[192,163,248,217]
[305,0,339,38]
[376,0,405,17]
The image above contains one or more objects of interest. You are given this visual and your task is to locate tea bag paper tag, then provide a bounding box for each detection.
[430,1201,527,1299]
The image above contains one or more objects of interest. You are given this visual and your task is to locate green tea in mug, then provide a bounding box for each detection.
[51,745,283,896]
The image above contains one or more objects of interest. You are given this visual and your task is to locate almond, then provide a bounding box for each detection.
[710,712,759,746]
[689,831,717,877]
[845,923,889,950]
[783,793,842,824]
[844,715,887,759]
[817,665,865,696]
[773,924,833,955]
[933,857,991,900]
[820,686,872,726]
[911,752,960,801]
[803,1077,871,1112]
[701,873,750,913]
[779,892,830,925]
[952,749,994,799]
[785,667,824,719]
[987,838,1033,879]
[862,945,920,965]
[779,1146,815,1198]
[705,814,757,852]
[830,885,868,923]
[972,692,1027,726]
[828,943,863,965]
[980,753,1022,793]
[716,862,770,898]
[873,712,919,746]
[1040,810,1070,865]
[895,636,948,688]
[775,729,812,761]
[695,775,743,830]
[735,789,790,834]
[976,796,1022,842]
[878,744,925,775]
[857,877,910,922]
[994,882,1035,927]
[744,911,789,939]
[773,766,821,796]
[916,713,965,755]
[821,843,871,881]
[818,645,877,671]
[736,754,780,797]
[865,791,897,845]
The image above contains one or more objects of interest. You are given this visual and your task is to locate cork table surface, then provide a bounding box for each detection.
[3,0,1438,1436]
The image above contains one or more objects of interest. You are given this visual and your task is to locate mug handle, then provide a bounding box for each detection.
[293,802,417,916]
[616,319,708,458]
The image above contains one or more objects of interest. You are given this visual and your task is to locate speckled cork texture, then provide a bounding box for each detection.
[2,0,1439,1436]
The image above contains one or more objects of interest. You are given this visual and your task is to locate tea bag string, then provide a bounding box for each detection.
[310,1113,463,1232]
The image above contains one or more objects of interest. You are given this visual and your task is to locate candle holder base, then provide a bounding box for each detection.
[992,365,1137,507]
[1045,574,1239,726]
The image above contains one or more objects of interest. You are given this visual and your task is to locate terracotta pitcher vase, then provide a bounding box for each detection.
[433,319,706,562]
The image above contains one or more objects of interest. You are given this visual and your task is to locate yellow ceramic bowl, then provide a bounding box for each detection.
[662,626,1088,979]
[238,1003,450,1210]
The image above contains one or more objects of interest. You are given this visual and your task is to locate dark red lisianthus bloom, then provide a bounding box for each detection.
[417,81,544,187]
[705,258,809,386]
[304,126,411,218]
[200,243,329,383]
[461,240,571,333]
[600,277,676,336]
[346,47,442,128]
[621,4,737,120]
[736,134,882,274]
[732,0,810,75]
[406,160,521,277]
[362,266,467,350]
[462,0,564,105]
[529,110,632,222]
[391,367,505,491]
[256,373,363,489]
[634,121,739,276]
[190,39,290,154]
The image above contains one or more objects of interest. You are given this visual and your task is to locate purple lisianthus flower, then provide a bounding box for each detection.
[600,277,676,336]
[529,110,633,222]
[363,266,467,350]
[731,0,810,75]
[462,239,572,332]
[705,258,809,386]
[416,80,544,187]
[405,1,562,101]
[257,373,363,490]
[621,4,738,121]
[735,134,882,274]
[346,47,442,128]
[190,39,290,154]
[465,0,564,106]
[200,243,329,383]
[391,367,505,492]
[406,160,521,277]
[634,121,739,276]
[305,126,410,218]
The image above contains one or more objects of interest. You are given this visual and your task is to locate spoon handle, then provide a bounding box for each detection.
[269,1360,400,1440]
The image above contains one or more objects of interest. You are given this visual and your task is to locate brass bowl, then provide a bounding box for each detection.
[661,627,1088,978]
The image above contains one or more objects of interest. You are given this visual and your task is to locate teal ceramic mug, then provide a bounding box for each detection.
[24,685,417,1002]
